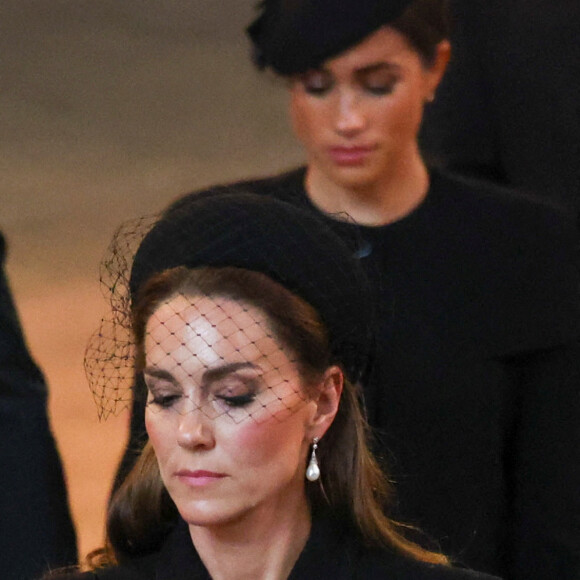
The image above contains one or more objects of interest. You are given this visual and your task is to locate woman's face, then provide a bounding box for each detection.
[289,26,448,192]
[144,293,322,527]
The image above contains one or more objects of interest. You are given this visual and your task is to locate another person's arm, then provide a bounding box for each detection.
[506,214,580,578]
[0,233,78,578]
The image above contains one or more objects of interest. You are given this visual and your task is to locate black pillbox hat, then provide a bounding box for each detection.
[247,0,414,75]
[130,192,375,385]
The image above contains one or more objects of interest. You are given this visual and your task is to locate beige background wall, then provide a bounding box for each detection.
[1,1,303,560]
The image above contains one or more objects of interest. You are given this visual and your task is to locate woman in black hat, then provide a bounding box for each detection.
[55,194,499,579]
[118,1,580,578]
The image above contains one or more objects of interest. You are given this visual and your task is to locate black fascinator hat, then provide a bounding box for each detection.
[130,192,375,386]
[86,192,377,418]
[247,0,414,75]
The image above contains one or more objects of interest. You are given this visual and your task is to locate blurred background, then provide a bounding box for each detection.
[1,0,304,560]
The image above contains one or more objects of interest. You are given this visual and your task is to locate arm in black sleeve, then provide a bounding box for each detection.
[0,233,78,578]
[505,205,580,578]
[507,341,580,579]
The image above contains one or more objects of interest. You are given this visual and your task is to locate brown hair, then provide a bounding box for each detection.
[89,266,448,569]
[391,0,451,65]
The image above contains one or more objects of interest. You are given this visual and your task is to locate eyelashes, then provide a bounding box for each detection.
[150,394,180,409]
[298,71,333,95]
[147,392,258,419]
[149,392,257,411]
[297,72,399,97]
[364,83,396,96]
[146,376,261,415]
[215,392,257,408]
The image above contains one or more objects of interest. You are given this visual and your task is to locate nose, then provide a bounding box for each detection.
[177,407,215,450]
[334,90,366,136]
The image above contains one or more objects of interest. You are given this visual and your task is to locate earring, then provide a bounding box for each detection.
[306,437,320,482]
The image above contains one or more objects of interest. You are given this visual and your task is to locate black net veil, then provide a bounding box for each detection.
[85,191,376,426]
[85,214,159,419]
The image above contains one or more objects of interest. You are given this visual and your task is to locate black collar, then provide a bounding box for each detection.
[151,515,359,580]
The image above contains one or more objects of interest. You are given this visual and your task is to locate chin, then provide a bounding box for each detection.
[176,500,248,528]
[318,159,378,186]
[331,169,382,191]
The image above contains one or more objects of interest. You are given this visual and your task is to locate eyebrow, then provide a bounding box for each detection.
[354,62,401,76]
[143,367,176,383]
[203,362,262,383]
[143,361,261,390]
[312,61,401,80]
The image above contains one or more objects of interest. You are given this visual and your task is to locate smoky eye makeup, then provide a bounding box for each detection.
[143,362,267,413]
[144,377,183,409]
[357,67,399,95]
[296,70,334,95]
[205,365,264,409]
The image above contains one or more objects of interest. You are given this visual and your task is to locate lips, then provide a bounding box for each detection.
[176,469,227,486]
[328,145,375,165]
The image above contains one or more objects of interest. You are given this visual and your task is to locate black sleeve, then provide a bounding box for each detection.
[504,209,580,578]
[0,233,78,578]
[506,342,580,579]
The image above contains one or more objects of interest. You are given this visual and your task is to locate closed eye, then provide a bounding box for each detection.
[356,63,400,96]
[364,82,396,96]
[296,71,334,96]
[149,394,181,409]
[214,392,257,408]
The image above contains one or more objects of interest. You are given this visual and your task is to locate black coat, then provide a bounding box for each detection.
[62,516,500,580]
[0,232,78,579]
[420,0,580,217]
[120,168,580,578]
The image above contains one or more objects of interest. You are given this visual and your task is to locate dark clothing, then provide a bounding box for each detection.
[120,168,580,578]
[420,1,580,217]
[0,232,78,579]
[63,515,500,579]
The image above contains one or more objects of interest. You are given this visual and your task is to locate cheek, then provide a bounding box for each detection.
[376,92,424,139]
[233,420,281,462]
[290,95,322,145]
[231,416,306,471]
[145,411,172,465]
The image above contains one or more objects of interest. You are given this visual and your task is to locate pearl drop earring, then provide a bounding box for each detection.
[306,437,320,482]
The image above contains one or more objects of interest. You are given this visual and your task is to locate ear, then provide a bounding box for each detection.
[307,366,343,439]
[424,39,451,101]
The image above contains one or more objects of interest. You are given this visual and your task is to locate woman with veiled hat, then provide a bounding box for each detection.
[52,194,500,579]
[116,1,580,578]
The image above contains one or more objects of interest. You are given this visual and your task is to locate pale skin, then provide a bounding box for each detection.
[289,26,451,226]
[144,293,343,580]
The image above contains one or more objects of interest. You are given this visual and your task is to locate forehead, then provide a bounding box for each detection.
[321,26,416,73]
[145,294,288,372]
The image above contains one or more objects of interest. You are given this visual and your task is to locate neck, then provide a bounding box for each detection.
[189,495,311,580]
[305,148,429,226]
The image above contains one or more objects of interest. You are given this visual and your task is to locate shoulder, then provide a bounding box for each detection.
[358,548,501,580]
[47,566,147,580]
[42,570,124,580]
[300,515,500,580]
[164,167,306,216]
[426,168,579,275]
[426,169,580,344]
[430,169,574,226]
[430,169,578,238]
[51,551,161,580]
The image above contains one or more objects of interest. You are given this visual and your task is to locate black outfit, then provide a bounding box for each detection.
[420,0,580,217]
[63,515,500,580]
[0,232,78,579]
[120,168,580,578]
